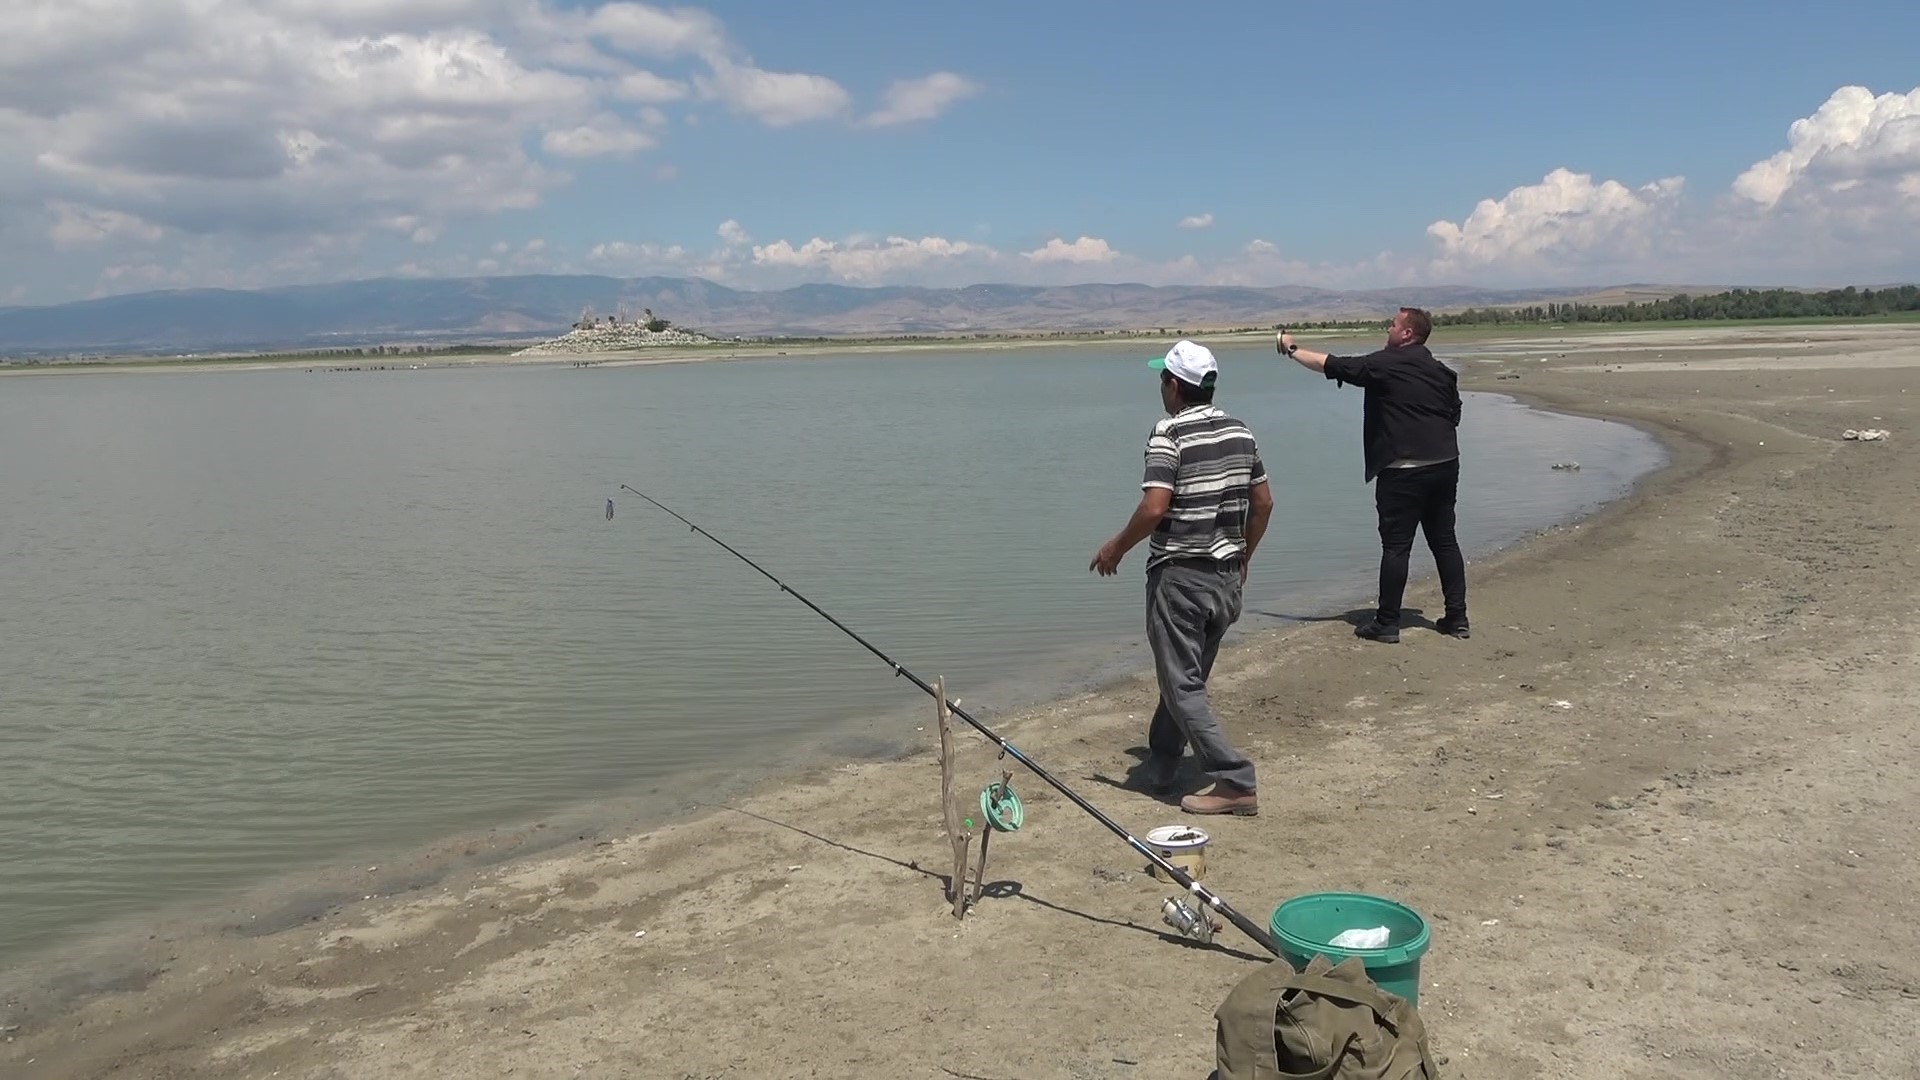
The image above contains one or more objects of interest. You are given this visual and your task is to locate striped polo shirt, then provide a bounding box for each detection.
[1141,404,1268,569]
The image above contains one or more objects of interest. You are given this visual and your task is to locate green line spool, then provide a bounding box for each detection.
[979,780,1023,832]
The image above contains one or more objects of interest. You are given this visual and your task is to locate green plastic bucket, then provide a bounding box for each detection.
[1268,892,1432,1007]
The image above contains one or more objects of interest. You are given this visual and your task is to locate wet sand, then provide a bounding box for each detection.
[5,323,1918,1079]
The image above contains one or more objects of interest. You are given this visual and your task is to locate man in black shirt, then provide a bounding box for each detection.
[1277,308,1469,643]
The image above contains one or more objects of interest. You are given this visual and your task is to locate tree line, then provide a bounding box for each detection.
[1431,285,1920,327]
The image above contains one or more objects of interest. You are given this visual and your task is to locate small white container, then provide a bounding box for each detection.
[1144,824,1210,882]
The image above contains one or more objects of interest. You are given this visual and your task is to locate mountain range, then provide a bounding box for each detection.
[0,275,1688,356]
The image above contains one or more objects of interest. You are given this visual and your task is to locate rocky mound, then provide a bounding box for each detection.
[512,324,725,356]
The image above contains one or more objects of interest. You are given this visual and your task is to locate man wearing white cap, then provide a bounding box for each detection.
[1091,339,1273,816]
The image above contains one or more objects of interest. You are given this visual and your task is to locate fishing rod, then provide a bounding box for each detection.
[615,483,1284,958]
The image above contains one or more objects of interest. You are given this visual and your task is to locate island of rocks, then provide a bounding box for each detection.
[511,306,730,356]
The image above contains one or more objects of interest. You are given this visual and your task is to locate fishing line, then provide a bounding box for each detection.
[614,483,1283,957]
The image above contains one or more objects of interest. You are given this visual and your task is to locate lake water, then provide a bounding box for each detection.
[0,340,1665,968]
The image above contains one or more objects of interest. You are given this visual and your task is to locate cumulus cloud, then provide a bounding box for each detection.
[585,2,728,59]
[586,239,689,269]
[1178,213,1215,230]
[541,118,657,157]
[0,0,981,301]
[576,221,1211,288]
[1412,83,1920,284]
[613,70,691,103]
[1733,85,1920,209]
[750,234,990,282]
[1424,167,1684,277]
[862,73,981,127]
[1244,239,1277,254]
[694,58,851,127]
[15,11,592,249]
[1023,236,1119,264]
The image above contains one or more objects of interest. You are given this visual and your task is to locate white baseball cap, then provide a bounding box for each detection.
[1148,339,1218,388]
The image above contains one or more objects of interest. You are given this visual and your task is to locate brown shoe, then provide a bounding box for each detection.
[1180,782,1258,816]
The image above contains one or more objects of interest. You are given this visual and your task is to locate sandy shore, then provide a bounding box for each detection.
[5,324,1918,1079]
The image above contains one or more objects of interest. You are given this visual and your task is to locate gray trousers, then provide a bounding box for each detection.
[1146,558,1258,791]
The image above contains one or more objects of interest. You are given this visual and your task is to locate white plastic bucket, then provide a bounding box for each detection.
[1145,824,1210,882]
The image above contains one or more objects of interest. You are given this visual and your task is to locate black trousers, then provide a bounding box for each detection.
[1373,458,1466,627]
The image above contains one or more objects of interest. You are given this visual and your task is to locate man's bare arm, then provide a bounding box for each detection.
[1090,487,1172,575]
[1244,479,1273,562]
[1276,331,1330,373]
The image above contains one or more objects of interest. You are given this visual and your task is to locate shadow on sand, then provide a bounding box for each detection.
[713,804,1270,964]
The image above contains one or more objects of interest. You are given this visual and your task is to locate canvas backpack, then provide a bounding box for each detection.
[1214,953,1440,1080]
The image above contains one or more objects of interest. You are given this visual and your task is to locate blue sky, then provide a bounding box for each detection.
[4,0,1919,303]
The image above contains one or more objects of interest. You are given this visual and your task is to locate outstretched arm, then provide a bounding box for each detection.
[1276,331,1330,373]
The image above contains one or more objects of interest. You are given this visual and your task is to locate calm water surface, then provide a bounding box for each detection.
[0,342,1665,966]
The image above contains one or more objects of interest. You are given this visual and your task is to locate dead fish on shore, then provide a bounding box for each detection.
[1551,462,1582,471]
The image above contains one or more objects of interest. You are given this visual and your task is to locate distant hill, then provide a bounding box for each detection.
[0,274,1700,356]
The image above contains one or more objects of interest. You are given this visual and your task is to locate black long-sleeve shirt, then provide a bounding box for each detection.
[1322,344,1462,482]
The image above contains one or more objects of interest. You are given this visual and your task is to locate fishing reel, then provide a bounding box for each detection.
[1161,895,1219,944]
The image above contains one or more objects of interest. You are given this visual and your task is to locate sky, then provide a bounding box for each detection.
[3,0,1919,305]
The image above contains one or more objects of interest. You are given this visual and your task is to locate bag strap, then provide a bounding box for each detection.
[1283,974,1402,1021]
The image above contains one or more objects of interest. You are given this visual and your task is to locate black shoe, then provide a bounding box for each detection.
[1436,615,1470,639]
[1354,620,1400,644]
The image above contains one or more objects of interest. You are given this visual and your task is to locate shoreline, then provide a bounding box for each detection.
[6,324,1918,1079]
[7,317,1919,380]
[1,331,1209,378]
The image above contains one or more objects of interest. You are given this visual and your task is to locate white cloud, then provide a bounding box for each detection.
[16,14,590,246]
[750,234,990,282]
[694,58,850,127]
[542,117,656,157]
[1424,167,1684,276]
[0,0,979,301]
[1023,236,1119,264]
[1408,83,1920,285]
[586,2,727,59]
[14,29,1914,307]
[862,72,981,127]
[1734,85,1920,209]
[613,69,690,103]
[588,240,689,268]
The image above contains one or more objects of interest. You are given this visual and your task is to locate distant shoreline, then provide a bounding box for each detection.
[6,315,1919,378]
[0,328,1281,377]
